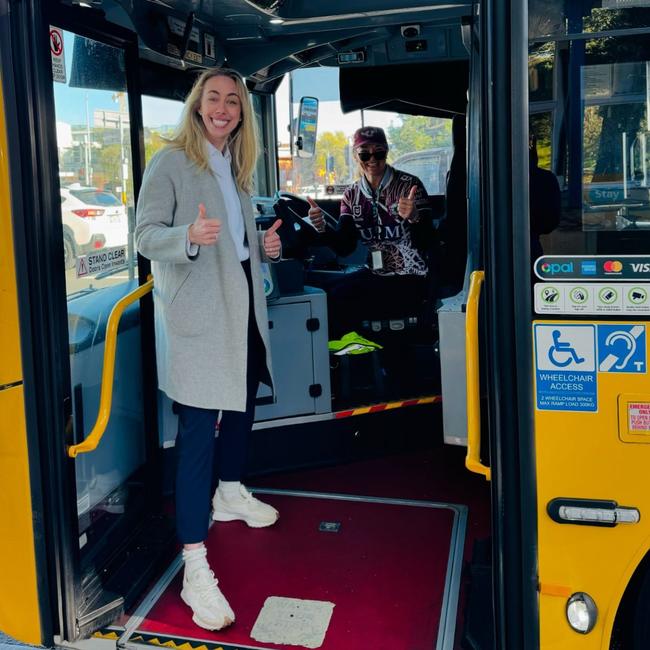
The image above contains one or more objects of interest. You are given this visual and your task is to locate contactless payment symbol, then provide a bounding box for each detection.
[597,325,646,373]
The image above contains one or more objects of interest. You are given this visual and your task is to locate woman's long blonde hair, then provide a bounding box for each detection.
[168,68,258,193]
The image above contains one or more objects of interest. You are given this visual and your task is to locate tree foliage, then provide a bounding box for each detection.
[314,130,350,182]
[386,116,452,159]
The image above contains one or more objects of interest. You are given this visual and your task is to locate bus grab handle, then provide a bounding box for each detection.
[67,277,154,458]
[465,270,491,481]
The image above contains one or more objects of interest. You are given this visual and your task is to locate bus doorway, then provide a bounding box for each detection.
[1,0,502,648]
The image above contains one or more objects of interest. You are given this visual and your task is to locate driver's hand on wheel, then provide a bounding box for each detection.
[306,197,326,233]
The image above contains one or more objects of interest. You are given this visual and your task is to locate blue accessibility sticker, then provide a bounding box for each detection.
[597,324,646,373]
[534,324,597,412]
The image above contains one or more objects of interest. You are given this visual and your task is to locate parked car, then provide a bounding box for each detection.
[60,192,105,270]
[60,185,128,268]
[392,147,453,196]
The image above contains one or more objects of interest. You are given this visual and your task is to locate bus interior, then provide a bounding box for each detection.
[9,0,650,648]
[21,1,491,647]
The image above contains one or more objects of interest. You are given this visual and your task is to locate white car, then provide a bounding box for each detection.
[60,186,128,268]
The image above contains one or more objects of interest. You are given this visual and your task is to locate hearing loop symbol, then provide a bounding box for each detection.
[604,330,637,370]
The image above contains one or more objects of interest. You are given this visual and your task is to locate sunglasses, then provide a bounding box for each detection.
[357,150,387,162]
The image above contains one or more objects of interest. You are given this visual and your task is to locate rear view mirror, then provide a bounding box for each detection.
[295,96,318,158]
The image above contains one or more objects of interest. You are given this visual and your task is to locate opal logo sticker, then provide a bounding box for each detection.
[540,262,574,275]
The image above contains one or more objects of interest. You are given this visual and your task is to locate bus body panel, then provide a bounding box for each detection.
[0,85,42,643]
[0,387,42,643]
[0,77,23,387]
[535,319,650,647]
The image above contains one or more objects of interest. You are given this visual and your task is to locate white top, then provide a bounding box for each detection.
[187,143,249,261]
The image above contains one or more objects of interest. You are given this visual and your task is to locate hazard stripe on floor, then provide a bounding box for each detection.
[334,395,441,419]
[95,628,269,650]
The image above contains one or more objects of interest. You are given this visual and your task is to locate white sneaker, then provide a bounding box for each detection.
[181,562,235,631]
[212,484,279,528]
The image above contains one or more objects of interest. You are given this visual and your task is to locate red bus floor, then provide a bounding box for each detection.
[115,447,491,650]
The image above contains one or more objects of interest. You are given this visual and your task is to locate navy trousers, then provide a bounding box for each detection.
[174,259,265,544]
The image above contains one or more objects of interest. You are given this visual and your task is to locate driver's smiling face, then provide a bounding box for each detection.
[355,144,388,179]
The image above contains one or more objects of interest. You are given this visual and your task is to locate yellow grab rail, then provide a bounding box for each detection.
[465,270,491,481]
[68,277,154,458]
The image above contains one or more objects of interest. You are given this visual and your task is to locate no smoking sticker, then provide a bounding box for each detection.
[50,26,66,83]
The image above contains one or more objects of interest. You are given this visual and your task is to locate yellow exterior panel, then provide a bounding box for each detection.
[0,385,41,643]
[535,320,650,648]
[0,77,41,642]
[0,77,23,387]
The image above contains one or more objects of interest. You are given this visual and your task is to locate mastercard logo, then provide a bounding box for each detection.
[603,260,623,273]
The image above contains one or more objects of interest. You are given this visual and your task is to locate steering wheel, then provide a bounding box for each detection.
[272,191,319,257]
[274,191,312,218]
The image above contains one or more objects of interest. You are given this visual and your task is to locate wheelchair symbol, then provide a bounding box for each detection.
[548,329,585,367]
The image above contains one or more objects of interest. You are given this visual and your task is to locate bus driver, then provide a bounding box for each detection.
[305,126,434,337]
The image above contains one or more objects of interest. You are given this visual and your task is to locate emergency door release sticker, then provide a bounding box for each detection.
[535,324,597,412]
[628,402,650,433]
[535,282,650,315]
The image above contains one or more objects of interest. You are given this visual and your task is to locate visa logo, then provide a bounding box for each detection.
[631,263,650,272]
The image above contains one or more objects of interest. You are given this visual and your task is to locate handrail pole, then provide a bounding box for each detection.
[465,270,491,480]
[67,278,154,458]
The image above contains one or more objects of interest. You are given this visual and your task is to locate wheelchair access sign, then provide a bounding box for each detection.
[534,324,597,412]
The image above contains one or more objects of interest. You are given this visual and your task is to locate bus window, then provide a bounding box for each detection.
[142,96,183,164]
[581,58,649,231]
[530,2,650,39]
[251,92,273,197]
[52,28,149,581]
[53,30,136,293]
[530,112,554,171]
[275,68,452,200]
[276,68,362,199]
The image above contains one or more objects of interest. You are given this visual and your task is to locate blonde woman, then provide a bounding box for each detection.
[135,68,282,631]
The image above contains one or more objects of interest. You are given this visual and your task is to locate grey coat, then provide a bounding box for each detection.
[135,146,273,411]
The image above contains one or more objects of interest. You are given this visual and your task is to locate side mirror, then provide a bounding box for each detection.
[295,96,319,158]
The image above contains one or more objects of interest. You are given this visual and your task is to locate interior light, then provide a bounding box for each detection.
[566,592,597,634]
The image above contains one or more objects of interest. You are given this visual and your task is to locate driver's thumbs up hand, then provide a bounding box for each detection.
[306,196,325,233]
[189,203,222,246]
[397,185,419,221]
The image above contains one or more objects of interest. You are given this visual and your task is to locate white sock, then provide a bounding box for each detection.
[218,481,242,498]
[182,544,208,575]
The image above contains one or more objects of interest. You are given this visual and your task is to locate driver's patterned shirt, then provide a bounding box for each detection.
[337,167,430,276]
